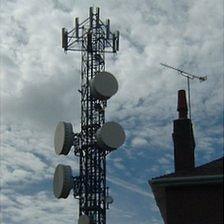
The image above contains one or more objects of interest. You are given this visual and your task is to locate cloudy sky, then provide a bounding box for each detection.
[1,0,223,223]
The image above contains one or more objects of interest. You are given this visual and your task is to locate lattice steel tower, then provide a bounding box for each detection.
[53,7,125,224]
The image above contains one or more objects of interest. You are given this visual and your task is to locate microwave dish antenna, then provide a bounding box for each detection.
[53,164,73,199]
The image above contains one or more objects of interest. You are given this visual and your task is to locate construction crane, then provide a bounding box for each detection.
[160,63,207,118]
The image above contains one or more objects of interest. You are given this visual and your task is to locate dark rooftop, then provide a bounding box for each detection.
[151,156,223,181]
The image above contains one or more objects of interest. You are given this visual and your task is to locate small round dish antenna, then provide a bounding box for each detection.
[90,71,118,100]
[106,196,114,204]
[96,121,125,151]
[54,121,73,155]
[53,164,73,199]
[78,215,90,224]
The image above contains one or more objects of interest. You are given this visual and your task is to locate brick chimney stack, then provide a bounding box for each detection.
[177,89,188,119]
[172,90,195,172]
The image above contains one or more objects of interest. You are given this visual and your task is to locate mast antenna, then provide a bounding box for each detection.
[53,7,125,224]
[160,63,207,119]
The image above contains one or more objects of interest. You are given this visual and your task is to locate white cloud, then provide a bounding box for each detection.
[158,157,170,165]
[1,190,78,224]
[107,175,153,198]
[131,136,148,148]
[1,0,223,223]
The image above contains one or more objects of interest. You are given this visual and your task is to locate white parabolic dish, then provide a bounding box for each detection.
[96,121,125,150]
[90,71,118,100]
[53,164,73,199]
[54,121,73,155]
[78,215,90,224]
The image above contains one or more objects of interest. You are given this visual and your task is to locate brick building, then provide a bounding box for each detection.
[149,90,223,224]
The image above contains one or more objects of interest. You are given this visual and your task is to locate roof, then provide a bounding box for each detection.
[151,156,223,181]
[149,157,223,224]
[150,174,223,187]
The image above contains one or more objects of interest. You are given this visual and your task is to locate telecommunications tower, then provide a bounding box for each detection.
[53,7,125,224]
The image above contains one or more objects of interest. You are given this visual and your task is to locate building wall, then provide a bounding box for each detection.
[166,184,223,224]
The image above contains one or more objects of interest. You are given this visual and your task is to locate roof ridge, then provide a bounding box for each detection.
[151,156,223,180]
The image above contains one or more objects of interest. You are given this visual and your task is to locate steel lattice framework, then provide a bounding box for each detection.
[62,7,119,224]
